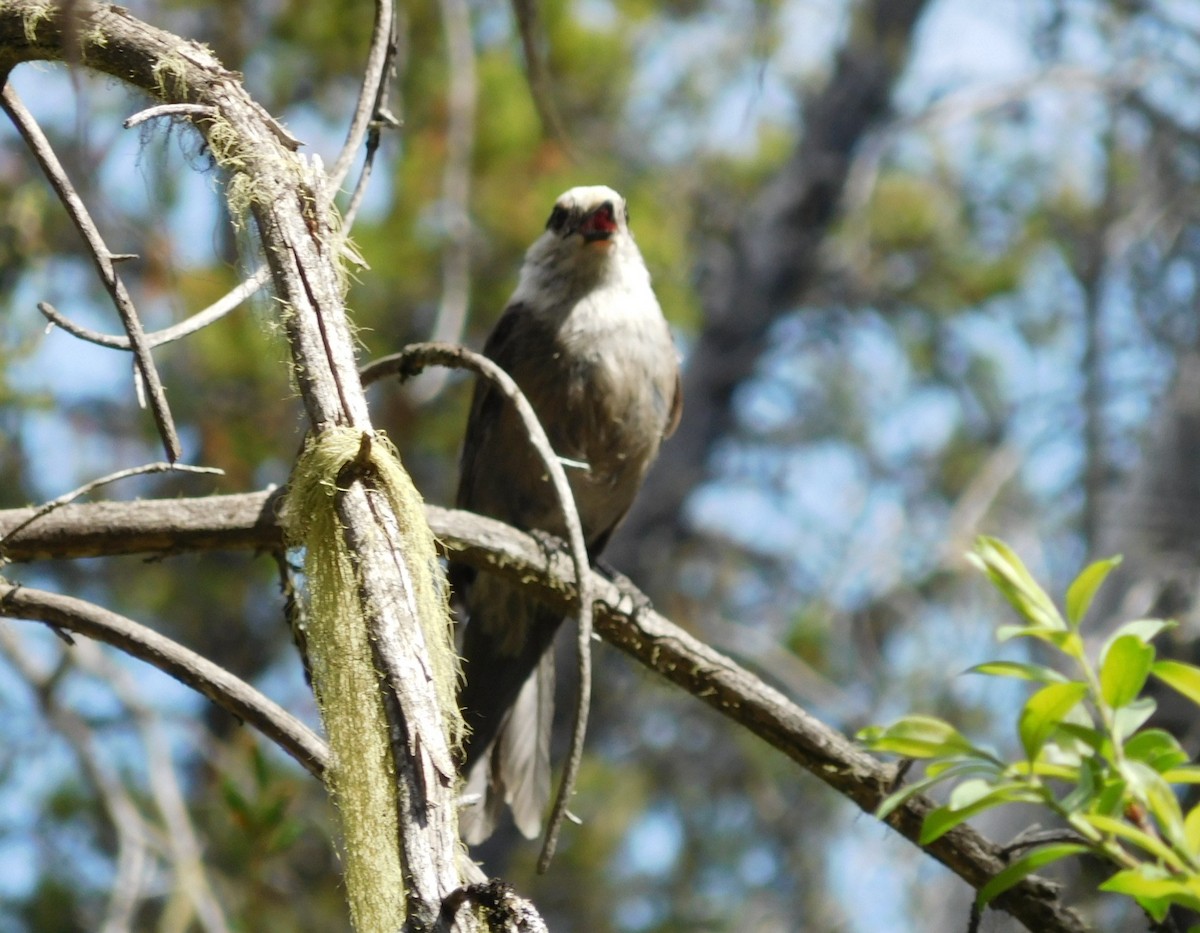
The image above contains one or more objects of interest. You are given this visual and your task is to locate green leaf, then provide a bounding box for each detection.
[1100,869,1200,921]
[858,715,977,759]
[1059,757,1100,814]
[964,660,1068,683]
[970,536,1065,632]
[1019,682,1089,761]
[921,783,1044,845]
[1185,800,1200,856]
[1081,813,1184,869]
[1055,722,1104,755]
[1124,729,1188,773]
[1122,760,1187,854]
[1163,765,1200,785]
[976,843,1091,908]
[1099,634,1155,710]
[1066,555,1122,628]
[1153,659,1200,708]
[1104,618,1175,653]
[873,763,988,822]
[1112,698,1157,744]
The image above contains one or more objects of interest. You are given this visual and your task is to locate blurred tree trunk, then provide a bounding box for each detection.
[610,0,934,579]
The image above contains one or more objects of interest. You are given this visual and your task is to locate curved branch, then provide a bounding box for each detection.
[0,582,329,780]
[38,267,274,351]
[329,0,397,195]
[0,493,1087,933]
[366,342,592,871]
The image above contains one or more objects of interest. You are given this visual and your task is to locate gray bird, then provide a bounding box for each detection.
[454,185,681,844]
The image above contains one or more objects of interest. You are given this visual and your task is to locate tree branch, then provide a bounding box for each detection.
[0,493,1087,933]
[0,4,475,921]
[0,581,329,779]
[365,342,593,872]
[0,83,182,462]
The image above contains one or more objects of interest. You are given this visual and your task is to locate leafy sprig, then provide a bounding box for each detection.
[859,536,1200,923]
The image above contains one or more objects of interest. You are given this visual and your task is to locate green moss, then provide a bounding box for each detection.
[281,427,462,932]
[20,2,55,44]
[151,52,191,100]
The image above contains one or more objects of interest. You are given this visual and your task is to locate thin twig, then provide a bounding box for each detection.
[123,102,216,129]
[336,2,405,239]
[0,461,223,556]
[38,267,272,350]
[1,84,182,462]
[0,583,330,779]
[362,343,594,871]
[329,0,399,195]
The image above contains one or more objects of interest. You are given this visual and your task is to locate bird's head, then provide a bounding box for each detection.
[514,186,648,308]
[543,186,629,252]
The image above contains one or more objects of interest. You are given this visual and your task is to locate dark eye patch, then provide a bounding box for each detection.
[546,205,569,231]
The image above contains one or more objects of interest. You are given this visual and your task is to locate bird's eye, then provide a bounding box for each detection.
[546,205,568,231]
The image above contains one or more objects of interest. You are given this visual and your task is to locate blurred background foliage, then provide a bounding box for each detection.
[3,0,1200,930]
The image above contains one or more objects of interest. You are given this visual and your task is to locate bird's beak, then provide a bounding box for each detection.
[576,202,618,245]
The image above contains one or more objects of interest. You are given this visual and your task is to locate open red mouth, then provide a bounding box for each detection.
[578,203,618,242]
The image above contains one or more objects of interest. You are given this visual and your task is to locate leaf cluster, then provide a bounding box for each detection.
[860,536,1200,925]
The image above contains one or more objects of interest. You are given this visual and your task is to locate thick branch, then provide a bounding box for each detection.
[0,494,1087,933]
[0,2,471,920]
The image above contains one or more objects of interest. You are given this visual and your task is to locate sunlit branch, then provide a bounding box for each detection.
[330,0,399,197]
[0,461,223,558]
[0,583,330,780]
[124,102,216,128]
[365,342,593,872]
[38,267,272,351]
[0,84,182,461]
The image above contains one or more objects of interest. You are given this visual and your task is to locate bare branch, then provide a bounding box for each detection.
[39,267,272,350]
[0,84,182,461]
[364,342,593,872]
[329,0,399,195]
[0,582,329,779]
[124,102,216,128]
[0,491,1095,931]
[0,461,223,557]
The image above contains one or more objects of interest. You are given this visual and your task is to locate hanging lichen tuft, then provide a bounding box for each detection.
[282,426,462,932]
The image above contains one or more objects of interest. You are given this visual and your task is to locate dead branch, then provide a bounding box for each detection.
[1,84,182,461]
[0,581,329,779]
[368,342,592,872]
[0,493,1087,933]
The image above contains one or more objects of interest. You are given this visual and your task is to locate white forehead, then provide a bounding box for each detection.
[555,185,624,211]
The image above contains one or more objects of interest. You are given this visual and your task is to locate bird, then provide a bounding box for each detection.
[453,185,681,844]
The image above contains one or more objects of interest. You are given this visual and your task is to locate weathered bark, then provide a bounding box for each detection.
[0,495,1090,933]
[0,3,479,928]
